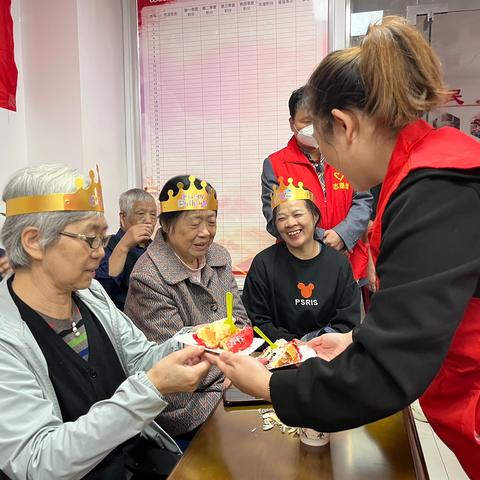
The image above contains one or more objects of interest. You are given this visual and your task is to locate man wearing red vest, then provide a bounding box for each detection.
[261,87,373,282]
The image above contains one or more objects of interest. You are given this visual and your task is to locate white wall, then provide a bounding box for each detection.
[0,0,130,231]
[20,0,84,169]
[76,0,129,229]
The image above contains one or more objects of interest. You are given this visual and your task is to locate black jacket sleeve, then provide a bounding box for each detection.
[328,258,361,333]
[270,170,480,431]
[242,254,297,342]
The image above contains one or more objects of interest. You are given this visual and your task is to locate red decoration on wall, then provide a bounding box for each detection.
[448,89,465,105]
[137,0,174,8]
[0,0,17,111]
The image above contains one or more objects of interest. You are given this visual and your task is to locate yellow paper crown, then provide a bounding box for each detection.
[271,177,314,210]
[160,175,218,213]
[5,166,104,217]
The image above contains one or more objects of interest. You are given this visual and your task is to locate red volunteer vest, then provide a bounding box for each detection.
[269,136,368,280]
[370,119,480,479]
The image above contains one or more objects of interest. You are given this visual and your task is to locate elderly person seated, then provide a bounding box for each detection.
[242,177,360,342]
[0,165,211,480]
[125,175,249,441]
[96,188,157,310]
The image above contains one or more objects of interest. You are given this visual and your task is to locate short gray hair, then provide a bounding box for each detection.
[1,164,100,269]
[119,188,156,216]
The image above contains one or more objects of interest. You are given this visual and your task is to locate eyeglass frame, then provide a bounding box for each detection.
[59,231,111,249]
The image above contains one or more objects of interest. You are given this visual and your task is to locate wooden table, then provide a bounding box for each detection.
[168,402,425,480]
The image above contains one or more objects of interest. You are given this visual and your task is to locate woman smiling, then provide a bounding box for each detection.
[242,177,360,341]
[125,175,249,440]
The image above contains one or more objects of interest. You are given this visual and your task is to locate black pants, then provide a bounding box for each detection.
[124,436,181,479]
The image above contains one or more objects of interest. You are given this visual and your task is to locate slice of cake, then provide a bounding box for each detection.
[258,339,302,369]
[193,319,236,349]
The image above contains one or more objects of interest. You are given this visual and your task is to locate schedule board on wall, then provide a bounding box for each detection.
[137,0,328,274]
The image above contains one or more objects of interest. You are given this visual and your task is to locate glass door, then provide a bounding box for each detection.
[349,1,480,140]
[413,7,480,139]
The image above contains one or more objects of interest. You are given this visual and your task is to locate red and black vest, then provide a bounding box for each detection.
[269,136,368,280]
[370,119,480,480]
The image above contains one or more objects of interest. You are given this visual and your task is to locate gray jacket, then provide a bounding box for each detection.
[125,231,249,435]
[0,278,182,480]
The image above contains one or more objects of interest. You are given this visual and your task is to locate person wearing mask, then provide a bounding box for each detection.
[125,175,249,443]
[207,16,480,479]
[96,188,157,311]
[243,177,360,341]
[0,165,211,479]
[261,86,373,284]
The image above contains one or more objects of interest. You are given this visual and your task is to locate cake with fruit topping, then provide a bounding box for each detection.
[258,339,302,368]
[193,319,253,352]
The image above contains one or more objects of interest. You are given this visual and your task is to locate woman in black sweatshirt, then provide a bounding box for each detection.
[242,183,360,342]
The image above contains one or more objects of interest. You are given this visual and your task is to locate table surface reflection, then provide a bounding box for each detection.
[168,402,420,480]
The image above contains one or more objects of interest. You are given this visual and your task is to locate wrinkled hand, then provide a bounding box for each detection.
[306,331,353,361]
[323,229,345,251]
[0,255,12,276]
[147,346,211,394]
[205,352,272,401]
[121,223,153,249]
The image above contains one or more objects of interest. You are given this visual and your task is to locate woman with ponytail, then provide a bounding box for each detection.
[207,16,480,478]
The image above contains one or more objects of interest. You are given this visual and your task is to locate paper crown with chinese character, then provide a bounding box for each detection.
[5,166,104,217]
[271,177,315,210]
[160,175,218,213]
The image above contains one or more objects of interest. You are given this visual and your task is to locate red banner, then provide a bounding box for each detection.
[137,0,175,10]
[0,0,17,111]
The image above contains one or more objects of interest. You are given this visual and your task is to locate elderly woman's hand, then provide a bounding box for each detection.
[0,255,12,277]
[147,346,211,394]
[205,352,272,401]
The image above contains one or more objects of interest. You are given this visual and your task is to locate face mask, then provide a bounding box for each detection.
[295,124,318,149]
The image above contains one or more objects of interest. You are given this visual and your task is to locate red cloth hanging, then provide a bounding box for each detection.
[0,0,17,111]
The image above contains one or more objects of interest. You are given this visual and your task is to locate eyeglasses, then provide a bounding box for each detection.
[59,231,111,249]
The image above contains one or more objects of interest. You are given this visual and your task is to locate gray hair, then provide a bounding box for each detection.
[119,188,155,216]
[1,164,100,269]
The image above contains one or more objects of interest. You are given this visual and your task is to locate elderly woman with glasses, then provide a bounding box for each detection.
[0,165,211,480]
